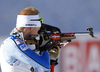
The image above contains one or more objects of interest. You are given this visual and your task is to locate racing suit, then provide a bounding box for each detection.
[0,28,51,72]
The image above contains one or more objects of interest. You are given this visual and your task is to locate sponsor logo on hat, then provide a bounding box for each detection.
[26,24,37,26]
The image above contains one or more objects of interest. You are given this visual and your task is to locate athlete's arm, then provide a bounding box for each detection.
[3,38,50,71]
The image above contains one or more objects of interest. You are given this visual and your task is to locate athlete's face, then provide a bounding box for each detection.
[23,27,41,40]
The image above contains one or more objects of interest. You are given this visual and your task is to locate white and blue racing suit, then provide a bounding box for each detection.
[0,34,51,72]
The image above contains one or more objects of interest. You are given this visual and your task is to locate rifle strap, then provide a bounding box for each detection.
[50,64,55,72]
[50,59,58,72]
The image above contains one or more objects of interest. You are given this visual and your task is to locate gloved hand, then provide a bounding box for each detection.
[49,45,60,59]
[39,39,53,52]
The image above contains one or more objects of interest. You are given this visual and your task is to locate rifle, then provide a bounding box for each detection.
[25,24,96,72]
[25,23,96,52]
[39,27,96,72]
[40,28,96,47]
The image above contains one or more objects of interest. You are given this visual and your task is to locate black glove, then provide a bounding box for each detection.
[50,59,58,65]
[39,39,53,52]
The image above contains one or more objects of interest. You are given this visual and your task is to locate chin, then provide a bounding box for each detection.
[31,34,38,36]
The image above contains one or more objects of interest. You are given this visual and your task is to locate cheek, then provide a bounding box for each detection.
[33,27,40,32]
[25,29,31,36]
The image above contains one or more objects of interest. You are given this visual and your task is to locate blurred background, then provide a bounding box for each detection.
[0,0,100,72]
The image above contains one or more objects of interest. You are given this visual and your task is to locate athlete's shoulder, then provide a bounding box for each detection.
[3,37,15,44]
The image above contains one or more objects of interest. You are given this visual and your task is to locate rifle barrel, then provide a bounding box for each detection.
[74,32,89,35]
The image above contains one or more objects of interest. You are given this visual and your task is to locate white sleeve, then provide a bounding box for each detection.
[3,38,50,71]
